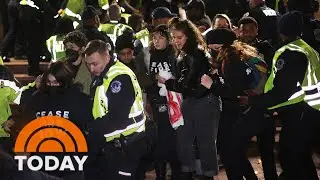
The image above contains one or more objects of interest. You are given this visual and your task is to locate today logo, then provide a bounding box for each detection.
[14,116,88,171]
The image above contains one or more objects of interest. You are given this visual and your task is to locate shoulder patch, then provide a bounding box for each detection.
[276,59,285,70]
[110,80,122,93]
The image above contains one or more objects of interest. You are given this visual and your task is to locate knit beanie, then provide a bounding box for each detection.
[278,11,303,38]
[115,34,135,52]
[205,28,237,45]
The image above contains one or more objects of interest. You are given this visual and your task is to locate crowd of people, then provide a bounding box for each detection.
[1,0,320,180]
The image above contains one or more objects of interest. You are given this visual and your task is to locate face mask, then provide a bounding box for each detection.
[47,86,64,94]
[65,49,80,63]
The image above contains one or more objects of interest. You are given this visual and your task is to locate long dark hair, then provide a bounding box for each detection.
[168,17,207,56]
[39,61,74,93]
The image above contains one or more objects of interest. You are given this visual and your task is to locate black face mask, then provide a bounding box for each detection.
[65,49,80,63]
[47,86,64,94]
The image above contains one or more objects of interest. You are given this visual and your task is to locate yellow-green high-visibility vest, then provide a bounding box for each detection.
[275,0,279,12]
[92,61,145,142]
[99,0,109,10]
[66,0,85,16]
[0,77,21,137]
[62,0,85,21]
[20,0,39,9]
[121,13,131,24]
[46,35,66,62]
[135,28,149,48]
[264,39,320,110]
[0,56,3,65]
[98,22,133,45]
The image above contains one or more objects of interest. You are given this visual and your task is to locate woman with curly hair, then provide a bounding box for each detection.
[159,18,221,180]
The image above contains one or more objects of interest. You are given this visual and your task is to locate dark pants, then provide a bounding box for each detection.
[278,103,320,180]
[0,137,13,155]
[152,103,180,180]
[135,119,157,180]
[85,136,147,180]
[0,0,19,57]
[177,94,220,177]
[0,0,10,39]
[19,6,43,74]
[257,115,278,180]
[218,105,273,180]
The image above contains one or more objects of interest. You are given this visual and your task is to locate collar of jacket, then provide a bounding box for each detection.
[100,60,116,79]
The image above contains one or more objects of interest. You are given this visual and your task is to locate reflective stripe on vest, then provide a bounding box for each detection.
[264,39,320,110]
[46,35,66,62]
[0,56,3,65]
[66,0,85,15]
[20,0,39,9]
[0,79,23,104]
[92,61,145,142]
[99,0,109,10]
[135,28,149,47]
[121,13,131,24]
[99,23,133,45]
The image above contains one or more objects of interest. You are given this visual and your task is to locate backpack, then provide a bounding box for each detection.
[245,56,268,96]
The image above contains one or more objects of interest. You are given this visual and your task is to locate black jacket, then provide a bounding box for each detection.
[19,87,92,131]
[209,55,256,99]
[16,87,93,178]
[302,16,320,53]
[122,52,152,90]
[79,26,115,52]
[165,48,211,99]
[147,46,176,104]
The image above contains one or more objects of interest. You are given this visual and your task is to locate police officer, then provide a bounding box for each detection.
[0,56,3,65]
[84,40,147,179]
[0,0,20,62]
[60,0,85,21]
[287,0,320,53]
[98,4,133,45]
[0,63,20,154]
[19,0,56,76]
[239,11,320,180]
[46,17,74,62]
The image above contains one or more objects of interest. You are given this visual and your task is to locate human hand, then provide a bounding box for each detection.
[156,74,167,84]
[35,74,42,88]
[1,119,15,133]
[201,74,213,89]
